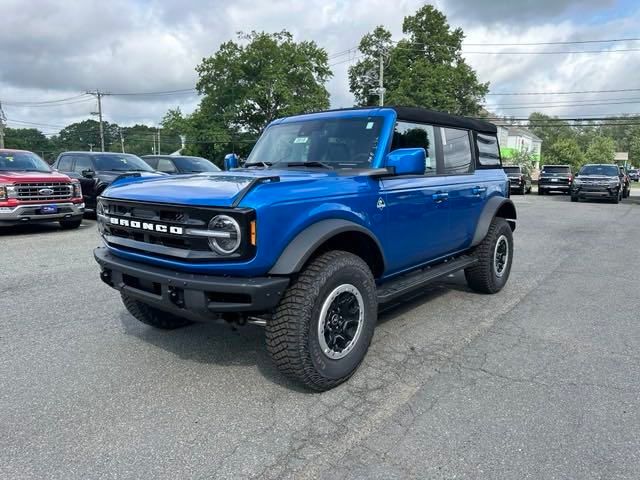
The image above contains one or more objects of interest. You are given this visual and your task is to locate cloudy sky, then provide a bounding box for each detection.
[1,0,640,135]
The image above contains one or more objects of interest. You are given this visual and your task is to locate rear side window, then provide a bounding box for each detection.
[143,157,158,169]
[476,133,501,167]
[57,156,73,171]
[441,127,473,175]
[157,158,177,173]
[391,121,437,175]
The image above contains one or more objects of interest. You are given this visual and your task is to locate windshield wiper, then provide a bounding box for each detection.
[244,161,272,168]
[278,161,333,169]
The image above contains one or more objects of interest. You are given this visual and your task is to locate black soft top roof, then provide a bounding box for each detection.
[392,106,497,134]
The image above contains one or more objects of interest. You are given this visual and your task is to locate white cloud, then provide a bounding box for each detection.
[1,0,638,134]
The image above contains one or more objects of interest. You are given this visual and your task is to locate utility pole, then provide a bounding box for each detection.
[378,52,385,107]
[88,90,106,152]
[119,128,125,153]
[157,128,161,154]
[152,132,156,154]
[0,101,6,149]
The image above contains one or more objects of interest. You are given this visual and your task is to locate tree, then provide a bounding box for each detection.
[3,128,52,159]
[348,5,489,115]
[51,119,118,153]
[585,136,616,164]
[629,127,640,166]
[527,113,576,158]
[544,138,585,169]
[505,146,536,174]
[195,31,332,135]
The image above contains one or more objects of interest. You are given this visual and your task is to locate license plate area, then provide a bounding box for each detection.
[41,205,58,214]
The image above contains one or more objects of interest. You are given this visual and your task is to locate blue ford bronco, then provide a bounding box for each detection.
[94,106,516,391]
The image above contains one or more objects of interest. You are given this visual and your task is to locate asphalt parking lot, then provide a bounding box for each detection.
[2,191,639,480]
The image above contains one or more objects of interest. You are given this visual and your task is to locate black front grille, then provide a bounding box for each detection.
[100,198,254,262]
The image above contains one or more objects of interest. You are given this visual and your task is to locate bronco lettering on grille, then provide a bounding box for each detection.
[108,217,184,235]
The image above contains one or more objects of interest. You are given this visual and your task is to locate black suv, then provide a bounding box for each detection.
[503,165,531,194]
[571,164,623,203]
[141,155,221,174]
[538,165,572,195]
[53,152,165,212]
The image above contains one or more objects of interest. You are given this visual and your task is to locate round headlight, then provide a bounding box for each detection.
[208,215,241,255]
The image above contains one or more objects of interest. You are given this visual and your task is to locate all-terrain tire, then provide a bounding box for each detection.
[121,293,193,329]
[59,218,82,229]
[265,251,377,391]
[612,190,621,204]
[464,217,513,294]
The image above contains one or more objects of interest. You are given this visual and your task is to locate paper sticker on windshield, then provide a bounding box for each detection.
[366,122,374,130]
[294,137,308,144]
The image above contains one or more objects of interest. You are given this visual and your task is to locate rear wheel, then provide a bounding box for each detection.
[465,217,513,294]
[538,188,544,196]
[265,251,377,391]
[121,293,192,329]
[571,195,578,202]
[59,218,82,229]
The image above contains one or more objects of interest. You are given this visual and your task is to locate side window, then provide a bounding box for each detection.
[144,158,158,169]
[57,155,73,171]
[441,128,473,175]
[157,158,177,173]
[476,133,501,167]
[391,121,437,175]
[73,155,94,173]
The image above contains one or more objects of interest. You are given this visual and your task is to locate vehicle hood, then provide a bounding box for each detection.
[96,170,166,184]
[102,168,344,207]
[0,170,72,183]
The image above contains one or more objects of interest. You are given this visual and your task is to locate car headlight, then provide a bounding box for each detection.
[71,180,82,198]
[206,215,241,255]
[573,178,582,185]
[0,184,6,200]
[609,181,620,188]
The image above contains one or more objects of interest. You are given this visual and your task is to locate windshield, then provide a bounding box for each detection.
[94,154,154,172]
[579,165,619,176]
[0,151,51,172]
[173,156,220,172]
[542,166,571,174]
[247,117,383,169]
[503,166,520,174]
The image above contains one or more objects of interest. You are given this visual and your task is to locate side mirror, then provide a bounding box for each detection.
[224,153,239,171]
[82,169,95,179]
[385,148,426,176]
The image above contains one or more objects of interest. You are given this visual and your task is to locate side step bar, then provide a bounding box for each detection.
[377,256,478,304]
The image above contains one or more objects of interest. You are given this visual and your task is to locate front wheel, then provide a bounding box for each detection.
[265,251,377,391]
[465,217,513,294]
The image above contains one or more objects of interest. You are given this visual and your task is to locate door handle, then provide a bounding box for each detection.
[432,192,449,202]
[472,186,487,195]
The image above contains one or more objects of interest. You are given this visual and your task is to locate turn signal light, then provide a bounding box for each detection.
[250,220,257,246]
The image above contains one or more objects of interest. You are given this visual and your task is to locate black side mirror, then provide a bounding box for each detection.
[82,169,95,179]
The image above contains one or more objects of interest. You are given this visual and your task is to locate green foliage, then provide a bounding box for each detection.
[506,147,536,174]
[585,136,616,164]
[195,30,332,135]
[4,128,51,158]
[348,5,489,115]
[527,113,576,157]
[543,138,585,169]
[629,127,640,165]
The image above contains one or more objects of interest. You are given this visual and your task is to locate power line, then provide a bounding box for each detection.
[108,88,198,96]
[487,88,640,96]
[463,37,640,46]
[1,93,92,106]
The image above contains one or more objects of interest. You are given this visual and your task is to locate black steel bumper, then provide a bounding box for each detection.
[571,187,617,198]
[94,247,290,320]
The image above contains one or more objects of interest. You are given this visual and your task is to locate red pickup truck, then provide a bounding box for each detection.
[0,149,85,229]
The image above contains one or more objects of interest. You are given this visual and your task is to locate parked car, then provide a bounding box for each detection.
[571,164,623,203]
[94,106,516,391]
[53,152,165,213]
[627,168,639,182]
[0,149,84,228]
[503,165,531,194]
[618,166,631,198]
[141,155,221,174]
[538,164,573,195]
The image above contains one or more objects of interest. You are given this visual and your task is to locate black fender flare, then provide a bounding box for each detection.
[471,196,517,247]
[268,219,386,275]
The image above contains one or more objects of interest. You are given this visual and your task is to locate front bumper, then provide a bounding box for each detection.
[0,202,85,225]
[572,186,618,198]
[94,247,290,320]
